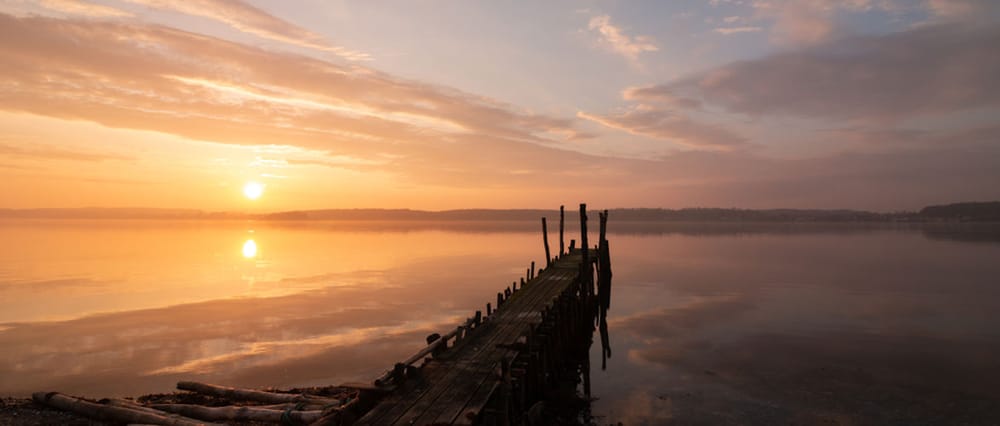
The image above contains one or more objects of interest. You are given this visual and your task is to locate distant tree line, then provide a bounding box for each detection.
[2,202,999,222]
[917,202,1000,221]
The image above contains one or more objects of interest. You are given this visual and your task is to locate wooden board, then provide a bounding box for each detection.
[354,252,584,426]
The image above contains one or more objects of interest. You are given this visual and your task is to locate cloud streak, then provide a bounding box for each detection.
[588,14,658,63]
[713,26,762,35]
[578,106,746,150]
[0,13,608,189]
[120,0,369,60]
[38,0,131,17]
[649,22,1000,121]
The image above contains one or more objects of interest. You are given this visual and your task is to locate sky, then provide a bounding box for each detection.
[0,0,998,211]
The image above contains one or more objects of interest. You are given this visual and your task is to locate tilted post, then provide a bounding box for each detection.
[580,203,590,298]
[559,205,565,256]
[542,217,551,266]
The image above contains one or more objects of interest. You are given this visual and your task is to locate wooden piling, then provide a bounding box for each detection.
[580,203,590,298]
[559,205,565,256]
[530,261,535,280]
[542,217,551,266]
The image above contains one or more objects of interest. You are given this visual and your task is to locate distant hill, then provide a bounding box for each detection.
[918,202,1000,221]
[261,208,559,221]
[0,207,209,219]
[1,202,997,222]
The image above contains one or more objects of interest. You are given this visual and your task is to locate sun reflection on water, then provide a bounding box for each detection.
[242,239,258,258]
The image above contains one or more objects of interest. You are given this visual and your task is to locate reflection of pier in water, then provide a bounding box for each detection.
[30,204,614,426]
[354,203,613,425]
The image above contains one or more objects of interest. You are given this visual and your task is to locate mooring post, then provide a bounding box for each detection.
[474,310,482,327]
[542,217,551,267]
[487,302,493,316]
[599,209,608,243]
[580,203,590,298]
[598,210,612,316]
[569,239,576,251]
[497,292,503,307]
[530,261,535,280]
[559,205,565,256]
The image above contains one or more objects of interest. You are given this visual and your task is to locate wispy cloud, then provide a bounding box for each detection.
[750,0,883,45]
[662,22,1000,121]
[587,14,658,64]
[713,26,762,35]
[0,143,131,162]
[925,0,1000,22]
[119,0,369,60]
[0,13,599,188]
[578,106,746,150]
[38,0,131,17]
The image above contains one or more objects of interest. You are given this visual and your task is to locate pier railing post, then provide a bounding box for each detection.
[542,217,551,266]
[580,203,590,298]
[559,205,565,256]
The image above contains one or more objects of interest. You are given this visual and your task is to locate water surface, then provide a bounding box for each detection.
[2,220,999,424]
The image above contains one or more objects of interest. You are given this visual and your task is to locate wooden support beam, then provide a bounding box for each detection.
[542,217,551,267]
[580,203,590,298]
[559,205,565,256]
[599,209,608,243]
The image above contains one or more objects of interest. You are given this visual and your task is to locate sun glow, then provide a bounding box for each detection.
[243,181,265,200]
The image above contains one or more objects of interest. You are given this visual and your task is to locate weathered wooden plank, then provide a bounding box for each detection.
[381,266,576,425]
[354,253,584,425]
[415,276,572,425]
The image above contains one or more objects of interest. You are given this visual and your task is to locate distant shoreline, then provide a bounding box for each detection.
[1,201,999,222]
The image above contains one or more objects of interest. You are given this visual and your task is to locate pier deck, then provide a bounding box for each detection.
[355,251,588,425]
[28,205,612,426]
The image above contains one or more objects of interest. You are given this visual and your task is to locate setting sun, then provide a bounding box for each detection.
[243,182,264,200]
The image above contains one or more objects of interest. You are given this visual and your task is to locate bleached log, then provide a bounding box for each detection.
[176,381,333,404]
[150,404,323,424]
[32,392,216,426]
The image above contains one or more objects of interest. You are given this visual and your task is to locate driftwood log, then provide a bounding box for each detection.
[32,392,217,426]
[150,404,324,424]
[176,381,335,405]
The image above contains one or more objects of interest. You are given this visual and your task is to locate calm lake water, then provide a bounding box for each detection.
[2,220,1000,424]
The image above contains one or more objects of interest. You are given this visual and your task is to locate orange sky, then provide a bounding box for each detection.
[1,1,999,211]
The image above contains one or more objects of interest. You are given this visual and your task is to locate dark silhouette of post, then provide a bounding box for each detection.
[541,217,551,266]
[580,203,590,298]
[559,205,565,256]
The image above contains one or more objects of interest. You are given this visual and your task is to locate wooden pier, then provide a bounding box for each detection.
[351,204,611,426]
[30,204,613,426]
